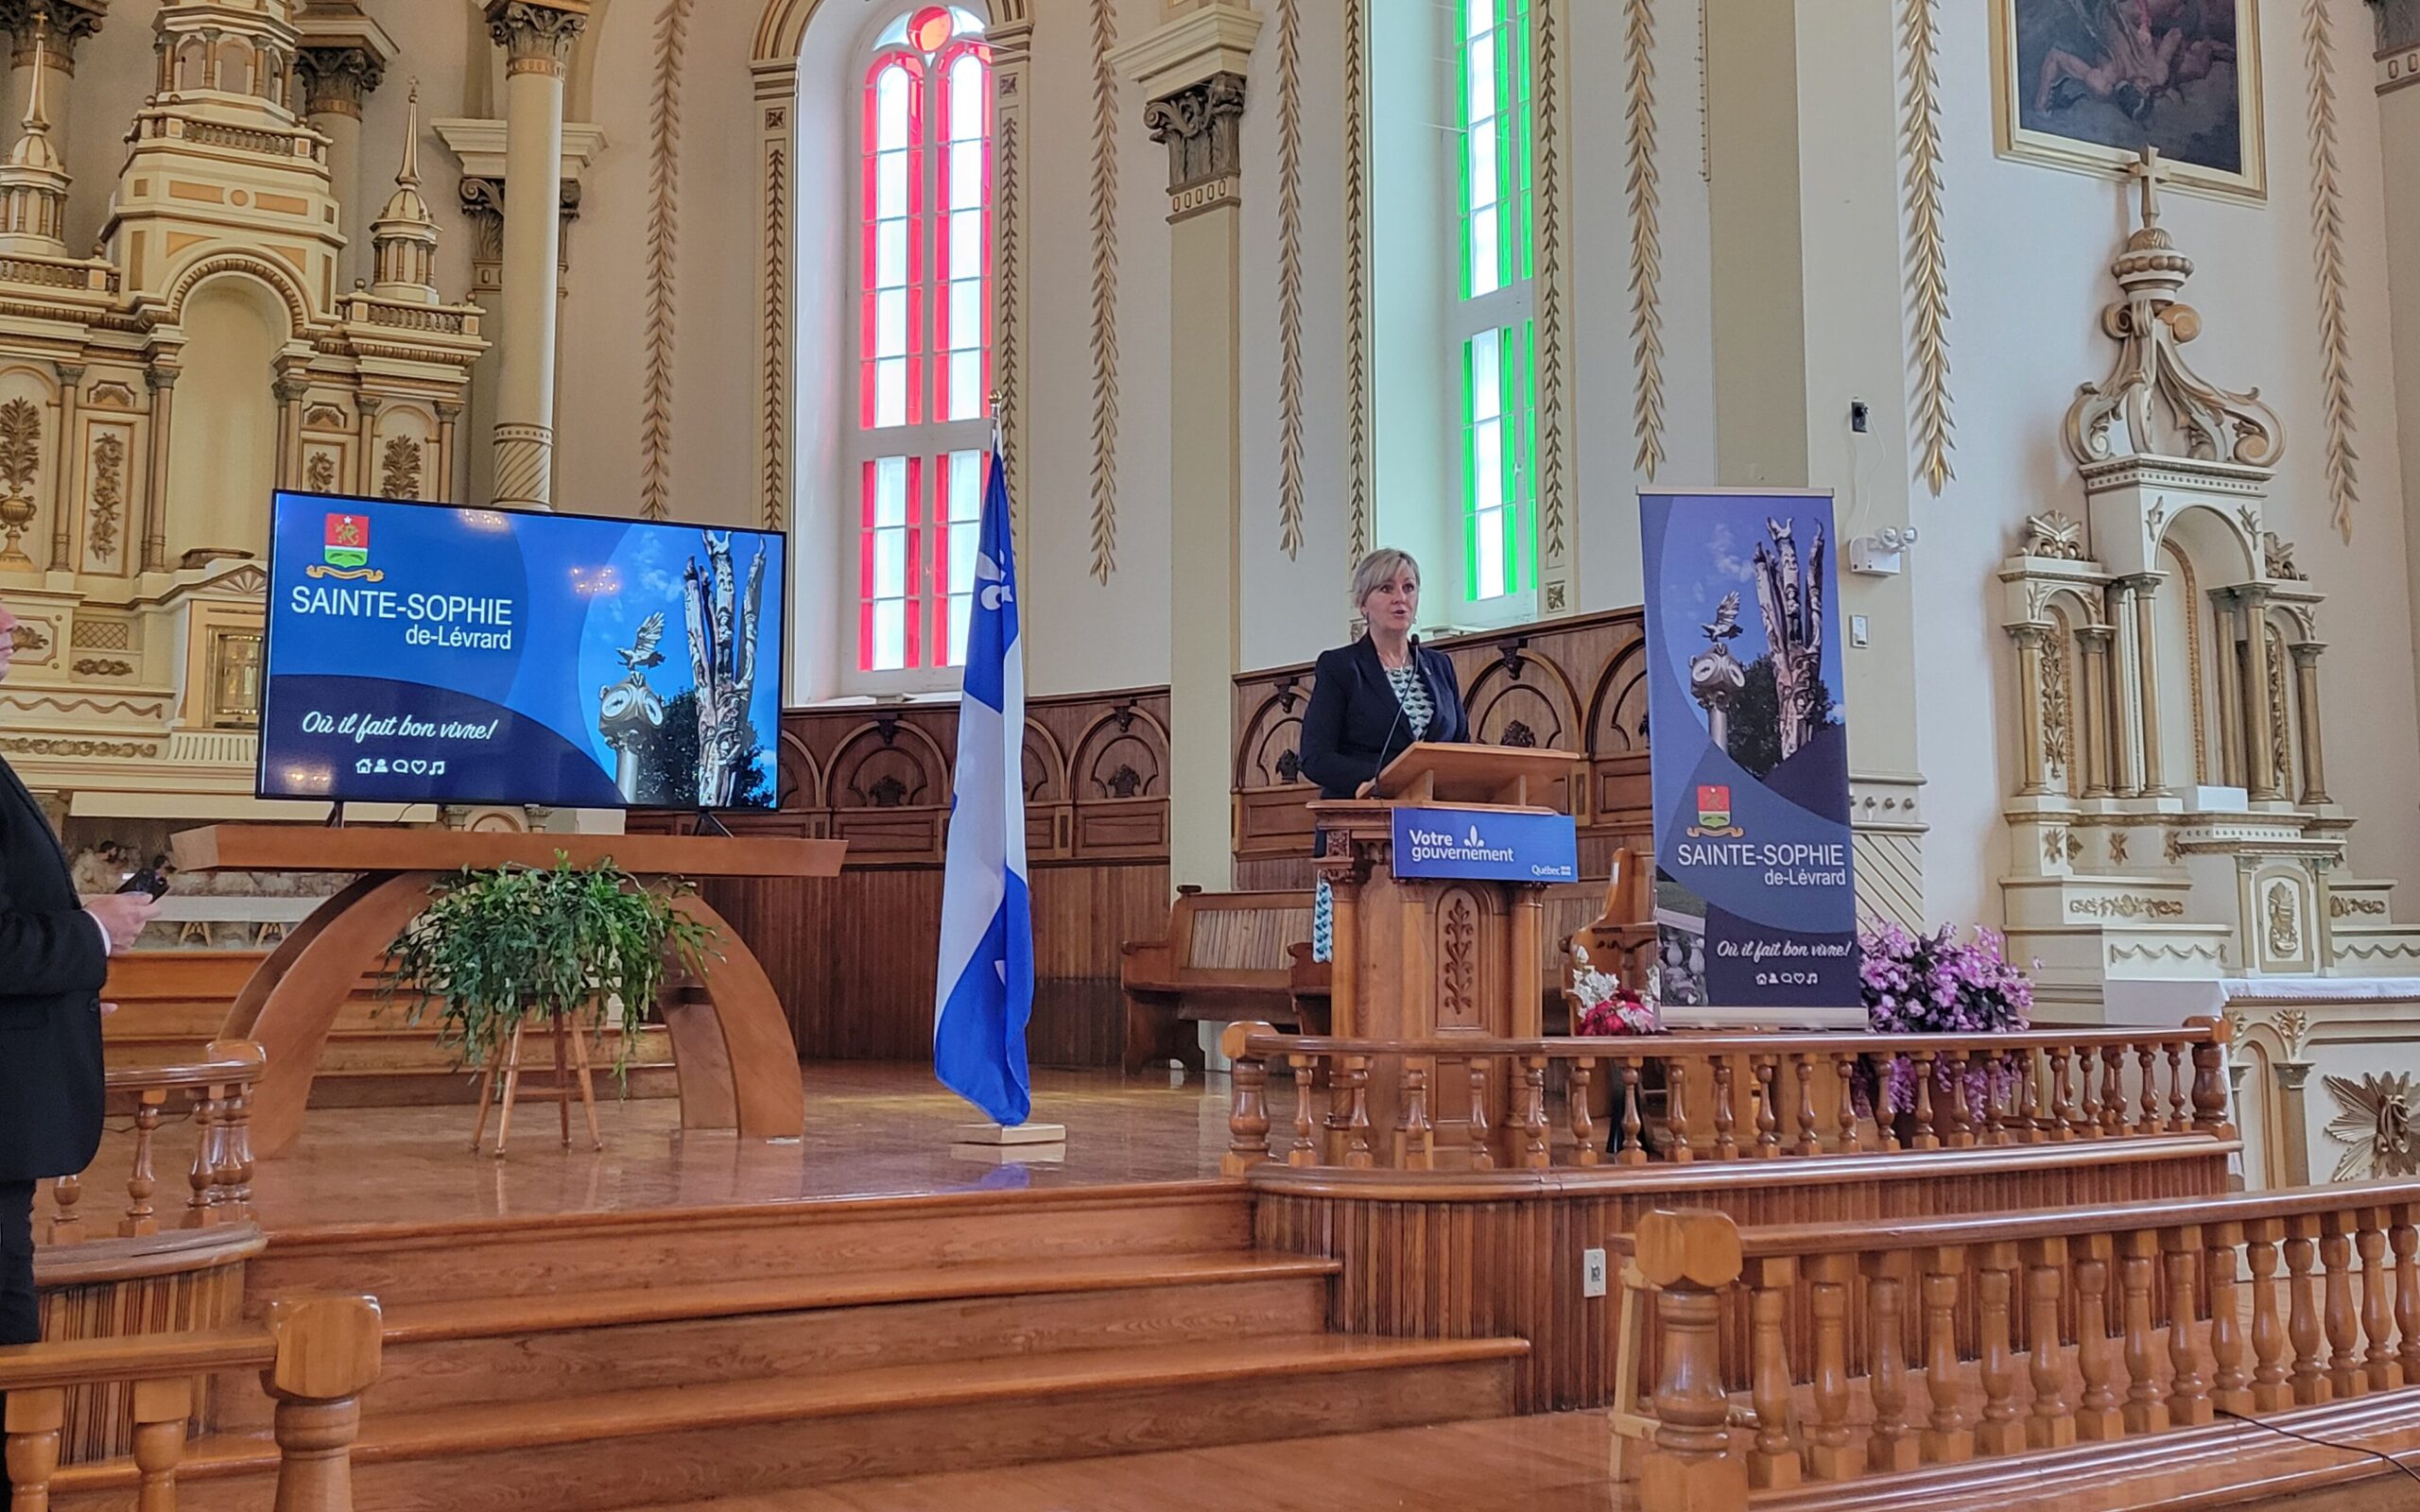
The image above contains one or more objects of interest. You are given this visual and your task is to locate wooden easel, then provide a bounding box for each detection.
[468,1011,604,1158]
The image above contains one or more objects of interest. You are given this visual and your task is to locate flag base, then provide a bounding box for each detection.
[951,1121,1067,1147]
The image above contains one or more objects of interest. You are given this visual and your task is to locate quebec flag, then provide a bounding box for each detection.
[933,446,1035,1125]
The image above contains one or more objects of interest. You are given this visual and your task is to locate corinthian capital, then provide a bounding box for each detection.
[484,0,587,78]
[1142,71,1245,206]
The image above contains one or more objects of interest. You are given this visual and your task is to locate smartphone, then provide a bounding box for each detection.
[115,868,171,899]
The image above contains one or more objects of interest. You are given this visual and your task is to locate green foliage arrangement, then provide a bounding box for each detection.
[383,853,718,1080]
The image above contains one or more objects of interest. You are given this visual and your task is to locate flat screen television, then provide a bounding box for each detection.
[257,491,787,810]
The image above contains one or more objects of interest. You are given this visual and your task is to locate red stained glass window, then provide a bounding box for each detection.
[856,9,992,673]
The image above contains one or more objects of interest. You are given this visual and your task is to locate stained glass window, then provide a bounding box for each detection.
[856,7,991,672]
[1455,0,1534,605]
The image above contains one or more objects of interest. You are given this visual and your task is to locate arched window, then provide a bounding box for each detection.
[1454,0,1534,608]
[1368,0,1535,629]
[854,6,992,673]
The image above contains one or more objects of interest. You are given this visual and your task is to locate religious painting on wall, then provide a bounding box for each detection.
[1992,0,2266,200]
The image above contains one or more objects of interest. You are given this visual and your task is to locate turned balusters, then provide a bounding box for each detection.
[120,1089,165,1237]
[1753,1057,1780,1160]
[2136,1045,2161,1133]
[1975,1242,2024,1455]
[2077,1045,2103,1137]
[2394,1206,2420,1385]
[1805,1253,1858,1480]
[2162,1227,2212,1426]
[1221,1036,1271,1176]
[1341,1055,1374,1169]
[2320,1212,2361,1399]
[186,1086,224,1224]
[2074,1235,2124,1439]
[1793,1057,1822,1158]
[2100,1045,2126,1137]
[2286,1216,2327,1405]
[1568,1057,1599,1167]
[2248,1221,2290,1413]
[1864,1250,1920,1471]
[1746,1256,1802,1488]
[1666,1061,1693,1162]
[1394,1062,1434,1171]
[2358,1211,2394,1392]
[2049,1044,2079,1141]
[1920,1247,1973,1462]
[1833,1053,1863,1155]
[1711,1058,1738,1161]
[1518,1055,1550,1169]
[1910,1055,1940,1151]
[1634,1210,1748,1509]
[1288,1053,1321,1166]
[1943,1052,1975,1150]
[2164,1042,2189,1132]
[2023,1236,2076,1449]
[2208,1221,2252,1417]
[2117,1230,2168,1434]
[1616,1057,1645,1166]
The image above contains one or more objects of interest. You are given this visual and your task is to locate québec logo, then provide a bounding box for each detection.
[1687,782,1745,839]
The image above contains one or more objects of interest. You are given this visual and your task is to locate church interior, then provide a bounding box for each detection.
[13,0,2420,1508]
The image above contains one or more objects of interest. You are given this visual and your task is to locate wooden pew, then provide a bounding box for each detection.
[1120,888,1322,1074]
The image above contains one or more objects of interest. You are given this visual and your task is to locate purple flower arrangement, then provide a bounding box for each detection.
[1857,922,2034,1117]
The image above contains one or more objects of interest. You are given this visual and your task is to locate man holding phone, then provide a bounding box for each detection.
[0,599,155,1484]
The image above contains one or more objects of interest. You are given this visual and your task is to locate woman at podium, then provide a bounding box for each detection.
[1297,549,1469,960]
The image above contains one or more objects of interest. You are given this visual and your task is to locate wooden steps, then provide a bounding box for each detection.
[130,1184,1526,1512]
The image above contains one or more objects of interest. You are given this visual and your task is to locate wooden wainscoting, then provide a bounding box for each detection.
[1233,608,1653,888]
[634,689,1174,1067]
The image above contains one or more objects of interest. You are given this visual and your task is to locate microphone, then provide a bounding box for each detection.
[1363,684,1405,799]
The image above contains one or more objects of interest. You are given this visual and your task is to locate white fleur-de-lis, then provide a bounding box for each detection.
[977,552,1014,610]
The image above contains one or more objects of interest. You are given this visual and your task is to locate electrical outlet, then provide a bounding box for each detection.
[1582,1247,1609,1298]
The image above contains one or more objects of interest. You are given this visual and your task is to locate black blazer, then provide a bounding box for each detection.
[1297,636,1470,799]
[0,756,107,1183]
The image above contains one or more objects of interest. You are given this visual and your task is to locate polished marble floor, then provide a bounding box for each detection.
[90,1062,1244,1236]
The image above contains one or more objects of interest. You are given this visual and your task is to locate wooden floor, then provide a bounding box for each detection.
[95,1061,1237,1235]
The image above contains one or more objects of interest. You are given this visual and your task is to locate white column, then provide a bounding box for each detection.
[1117,7,1261,894]
[483,1,585,509]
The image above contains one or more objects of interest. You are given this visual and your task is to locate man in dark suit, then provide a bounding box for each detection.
[0,599,156,1423]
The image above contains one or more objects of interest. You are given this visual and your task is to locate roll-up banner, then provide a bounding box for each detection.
[1639,490,1861,1024]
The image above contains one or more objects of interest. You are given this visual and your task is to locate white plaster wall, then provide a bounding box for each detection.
[1912,0,2420,922]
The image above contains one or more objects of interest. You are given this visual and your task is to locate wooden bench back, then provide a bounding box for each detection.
[1172,889,1315,976]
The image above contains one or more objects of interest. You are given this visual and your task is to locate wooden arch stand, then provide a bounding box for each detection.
[172,825,845,1158]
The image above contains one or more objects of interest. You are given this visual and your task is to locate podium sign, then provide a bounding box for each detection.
[1392,806,1579,883]
[1640,490,1861,1019]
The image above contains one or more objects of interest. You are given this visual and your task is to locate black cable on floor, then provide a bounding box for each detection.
[2214,1405,2420,1486]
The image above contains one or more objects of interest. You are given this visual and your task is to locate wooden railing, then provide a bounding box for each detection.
[44,1040,264,1246]
[1220,1022,2233,1174]
[2,1294,383,1512]
[1627,1182,2420,1511]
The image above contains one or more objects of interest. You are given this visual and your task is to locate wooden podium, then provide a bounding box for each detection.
[172,825,845,1157]
[1311,744,1584,1162]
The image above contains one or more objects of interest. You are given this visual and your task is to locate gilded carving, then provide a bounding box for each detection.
[0,396,39,568]
[2164,829,2186,865]
[1900,0,1952,495]
[2273,1007,2311,1059]
[1625,0,1662,479]
[2265,879,2302,959]
[84,432,122,563]
[640,0,697,523]
[1143,74,1246,198]
[306,452,337,494]
[2064,152,2283,469]
[2264,621,2290,792]
[69,658,130,677]
[2322,1074,2418,1182]
[1343,0,1371,557]
[2331,894,2388,919]
[1274,0,1304,559]
[2261,530,2308,581]
[0,736,153,758]
[2040,635,2072,775]
[2067,895,2187,920]
[2023,511,2085,560]
[2299,0,2358,541]
[380,436,423,500]
[1088,0,1119,582]
[760,141,787,532]
[2107,829,2130,865]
